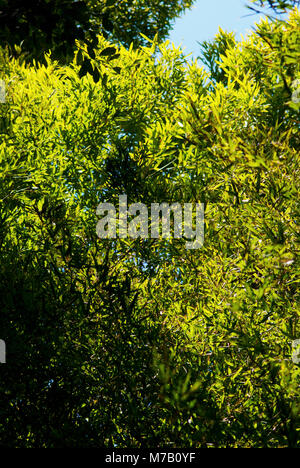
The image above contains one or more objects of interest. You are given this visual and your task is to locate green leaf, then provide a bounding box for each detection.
[100,46,117,57]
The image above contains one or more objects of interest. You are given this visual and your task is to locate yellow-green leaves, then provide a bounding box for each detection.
[0,9,299,448]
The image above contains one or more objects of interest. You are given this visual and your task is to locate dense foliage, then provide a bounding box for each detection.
[0,2,299,448]
[0,0,193,62]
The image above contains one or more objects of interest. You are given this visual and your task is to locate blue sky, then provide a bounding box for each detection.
[168,0,266,57]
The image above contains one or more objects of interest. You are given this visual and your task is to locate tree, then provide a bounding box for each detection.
[0,0,194,62]
[250,0,300,11]
[0,7,299,448]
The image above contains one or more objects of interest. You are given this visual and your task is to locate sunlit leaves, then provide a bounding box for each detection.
[0,8,299,448]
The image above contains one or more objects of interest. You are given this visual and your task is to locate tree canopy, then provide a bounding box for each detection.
[0,0,193,62]
[0,1,299,448]
[251,0,300,11]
